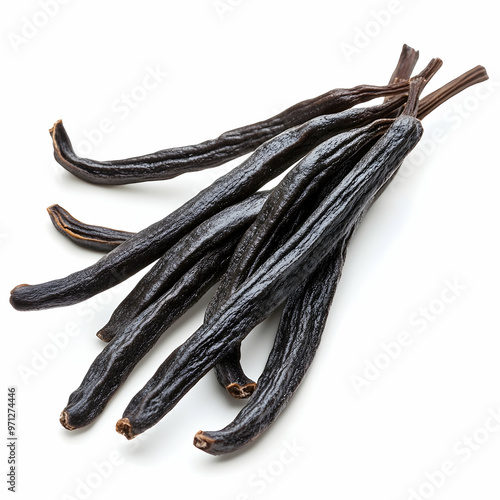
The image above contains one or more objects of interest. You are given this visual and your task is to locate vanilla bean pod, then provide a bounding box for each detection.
[51,81,409,185]
[209,119,393,397]
[210,47,422,397]
[194,231,350,455]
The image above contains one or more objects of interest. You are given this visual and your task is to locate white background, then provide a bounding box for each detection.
[2,1,499,499]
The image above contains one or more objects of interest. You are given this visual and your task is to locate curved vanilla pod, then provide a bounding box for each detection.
[97,191,269,342]
[194,232,350,455]
[194,114,419,454]
[212,119,392,300]
[50,81,410,185]
[10,97,407,312]
[209,142,371,398]
[115,78,429,440]
[209,119,393,397]
[59,237,239,431]
[47,204,134,252]
[209,55,439,397]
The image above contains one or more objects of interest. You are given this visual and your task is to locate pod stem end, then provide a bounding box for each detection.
[116,418,136,440]
[193,431,215,452]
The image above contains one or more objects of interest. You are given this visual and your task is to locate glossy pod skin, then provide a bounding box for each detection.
[195,113,406,453]
[9,97,407,312]
[47,204,134,252]
[115,105,424,440]
[50,81,410,185]
[97,191,269,342]
[59,237,240,430]
[211,119,392,297]
[207,119,393,396]
[65,64,486,439]
[194,232,350,455]
[208,44,419,397]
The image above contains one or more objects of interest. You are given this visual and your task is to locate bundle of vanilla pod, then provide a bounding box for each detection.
[9,45,488,455]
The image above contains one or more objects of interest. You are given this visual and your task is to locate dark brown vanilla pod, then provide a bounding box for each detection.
[97,191,269,342]
[50,81,410,185]
[190,62,440,402]
[196,126,406,454]
[60,237,238,430]
[209,120,393,396]
[194,232,350,455]
[213,119,393,298]
[212,45,418,396]
[47,204,134,252]
[10,98,407,312]
[116,82,427,439]
[195,118,417,454]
